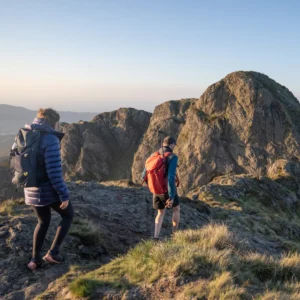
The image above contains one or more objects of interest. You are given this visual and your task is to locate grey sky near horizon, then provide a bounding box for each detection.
[0,84,203,113]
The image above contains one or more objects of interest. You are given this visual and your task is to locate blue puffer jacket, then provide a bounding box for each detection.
[24,118,69,206]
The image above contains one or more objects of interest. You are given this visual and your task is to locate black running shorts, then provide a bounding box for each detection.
[153,193,180,210]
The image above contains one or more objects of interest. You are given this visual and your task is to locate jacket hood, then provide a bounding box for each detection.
[26,118,64,140]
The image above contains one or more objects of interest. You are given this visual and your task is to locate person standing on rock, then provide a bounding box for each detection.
[142,136,180,240]
[13,108,74,270]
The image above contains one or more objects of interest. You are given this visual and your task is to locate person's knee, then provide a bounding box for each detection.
[173,205,180,213]
[38,217,51,228]
[156,209,165,221]
[62,204,74,222]
[63,210,74,222]
[157,209,166,216]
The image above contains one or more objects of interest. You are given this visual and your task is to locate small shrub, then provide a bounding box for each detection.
[69,218,102,245]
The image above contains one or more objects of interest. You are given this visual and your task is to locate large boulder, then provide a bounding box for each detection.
[132,71,300,194]
[61,108,151,181]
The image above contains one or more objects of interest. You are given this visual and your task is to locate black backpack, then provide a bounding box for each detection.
[10,128,41,188]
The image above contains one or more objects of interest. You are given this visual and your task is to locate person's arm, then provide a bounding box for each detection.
[167,155,178,200]
[44,135,69,203]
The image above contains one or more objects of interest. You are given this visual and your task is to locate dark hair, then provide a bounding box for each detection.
[37,108,60,128]
[163,136,176,146]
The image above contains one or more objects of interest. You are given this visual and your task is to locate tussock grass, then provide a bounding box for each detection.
[200,187,300,254]
[258,291,291,300]
[0,198,24,216]
[69,279,102,298]
[69,223,300,299]
[69,218,102,246]
[174,224,242,251]
[185,272,246,300]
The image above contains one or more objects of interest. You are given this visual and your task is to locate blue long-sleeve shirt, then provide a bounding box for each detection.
[142,148,178,200]
[166,155,178,200]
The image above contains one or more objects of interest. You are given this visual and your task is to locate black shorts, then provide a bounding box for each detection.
[153,193,180,210]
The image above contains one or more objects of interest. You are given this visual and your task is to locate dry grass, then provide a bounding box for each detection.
[174,223,242,251]
[185,272,246,300]
[68,178,300,299]
[199,187,300,252]
[69,223,300,299]
[0,198,24,216]
[69,224,238,297]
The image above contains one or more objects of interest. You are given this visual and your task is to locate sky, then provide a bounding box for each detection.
[0,0,299,113]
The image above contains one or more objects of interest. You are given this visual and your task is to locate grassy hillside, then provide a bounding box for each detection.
[69,224,300,299]
[1,175,300,299]
[59,175,300,299]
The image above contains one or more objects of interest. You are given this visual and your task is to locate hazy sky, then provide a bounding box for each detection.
[0,0,299,113]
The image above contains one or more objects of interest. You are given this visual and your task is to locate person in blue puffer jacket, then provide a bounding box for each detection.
[25,108,73,270]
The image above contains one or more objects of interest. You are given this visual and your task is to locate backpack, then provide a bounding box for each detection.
[143,151,174,194]
[10,128,41,188]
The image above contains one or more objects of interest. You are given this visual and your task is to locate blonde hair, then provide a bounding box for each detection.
[37,108,60,128]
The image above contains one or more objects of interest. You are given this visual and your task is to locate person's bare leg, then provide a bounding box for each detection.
[172,205,180,233]
[154,209,166,238]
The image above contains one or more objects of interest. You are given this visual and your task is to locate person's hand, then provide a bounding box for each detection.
[60,200,69,209]
[165,199,174,208]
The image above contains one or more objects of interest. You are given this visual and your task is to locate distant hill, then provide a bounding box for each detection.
[0,134,15,159]
[0,104,98,135]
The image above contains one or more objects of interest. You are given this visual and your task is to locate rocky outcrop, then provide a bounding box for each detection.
[61,108,151,181]
[131,99,196,183]
[190,174,299,212]
[132,72,300,194]
[267,159,300,197]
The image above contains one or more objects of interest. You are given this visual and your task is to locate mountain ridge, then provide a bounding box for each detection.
[1,70,300,299]
[0,104,98,135]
